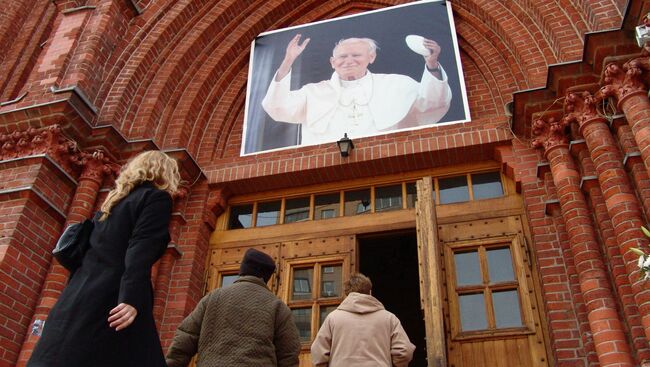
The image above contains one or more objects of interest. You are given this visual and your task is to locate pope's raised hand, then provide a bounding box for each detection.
[422,38,441,69]
[284,34,311,65]
[276,34,311,81]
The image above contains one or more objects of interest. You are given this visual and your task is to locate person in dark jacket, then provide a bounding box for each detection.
[27,150,181,367]
[165,248,301,367]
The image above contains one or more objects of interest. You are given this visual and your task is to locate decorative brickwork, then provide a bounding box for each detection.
[0,0,644,366]
[533,115,635,366]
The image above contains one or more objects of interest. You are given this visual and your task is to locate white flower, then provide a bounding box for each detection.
[643,256,650,268]
[639,255,645,268]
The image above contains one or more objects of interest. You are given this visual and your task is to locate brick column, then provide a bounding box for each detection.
[613,122,650,221]
[600,60,650,180]
[566,92,650,347]
[152,187,187,328]
[152,247,179,329]
[17,152,110,366]
[533,116,635,366]
[572,135,650,362]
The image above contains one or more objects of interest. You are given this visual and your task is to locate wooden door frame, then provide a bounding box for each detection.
[416,177,447,367]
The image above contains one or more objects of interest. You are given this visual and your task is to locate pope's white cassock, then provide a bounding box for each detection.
[262,66,452,146]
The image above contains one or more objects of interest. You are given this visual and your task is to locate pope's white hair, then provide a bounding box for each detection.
[333,38,379,55]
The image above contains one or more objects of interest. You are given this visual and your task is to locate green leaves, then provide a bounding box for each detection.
[642,226,650,238]
[629,247,646,256]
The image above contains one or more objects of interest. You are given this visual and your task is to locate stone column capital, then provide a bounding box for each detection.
[599,60,648,107]
[74,150,115,185]
[531,116,570,157]
[171,185,190,213]
[563,91,609,135]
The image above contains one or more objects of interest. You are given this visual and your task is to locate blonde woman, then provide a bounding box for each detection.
[28,150,180,367]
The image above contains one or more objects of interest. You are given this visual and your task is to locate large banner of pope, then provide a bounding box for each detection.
[241,0,470,155]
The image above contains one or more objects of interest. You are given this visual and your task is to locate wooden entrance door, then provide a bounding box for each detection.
[206,170,548,367]
[416,177,549,367]
[205,236,355,367]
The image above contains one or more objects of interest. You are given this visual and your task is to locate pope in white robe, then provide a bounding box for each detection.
[262,35,452,146]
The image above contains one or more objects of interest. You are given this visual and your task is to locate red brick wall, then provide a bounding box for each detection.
[0,156,76,366]
[0,0,638,365]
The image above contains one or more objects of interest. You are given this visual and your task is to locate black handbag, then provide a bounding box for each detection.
[52,219,94,272]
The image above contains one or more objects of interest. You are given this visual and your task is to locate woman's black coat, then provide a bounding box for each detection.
[28,182,173,367]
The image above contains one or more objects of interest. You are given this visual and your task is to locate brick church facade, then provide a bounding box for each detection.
[2,0,650,366]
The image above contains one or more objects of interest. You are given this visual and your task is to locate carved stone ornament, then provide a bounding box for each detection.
[531,116,570,154]
[172,185,190,212]
[599,60,648,102]
[75,150,117,184]
[563,91,605,130]
[0,124,117,181]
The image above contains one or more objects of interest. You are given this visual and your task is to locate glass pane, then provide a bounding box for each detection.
[228,204,253,229]
[439,176,469,204]
[459,293,488,331]
[256,201,281,227]
[220,274,238,288]
[406,182,417,208]
[291,308,312,342]
[284,197,311,223]
[344,189,371,216]
[320,305,338,328]
[493,290,523,328]
[314,193,340,220]
[487,247,515,283]
[375,184,403,212]
[320,265,342,298]
[454,251,482,286]
[291,268,314,300]
[472,172,504,200]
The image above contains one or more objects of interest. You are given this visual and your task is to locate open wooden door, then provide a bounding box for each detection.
[205,236,355,367]
[415,177,447,367]
[206,168,549,367]
[438,217,549,367]
[415,177,549,367]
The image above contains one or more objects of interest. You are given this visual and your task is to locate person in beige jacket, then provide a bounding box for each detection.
[311,273,415,366]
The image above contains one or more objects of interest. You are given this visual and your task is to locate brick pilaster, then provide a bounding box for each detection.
[533,116,635,366]
[613,122,650,222]
[572,131,650,363]
[152,247,178,330]
[566,92,650,350]
[600,60,650,181]
[152,186,187,328]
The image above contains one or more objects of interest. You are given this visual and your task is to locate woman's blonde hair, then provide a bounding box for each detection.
[99,150,180,221]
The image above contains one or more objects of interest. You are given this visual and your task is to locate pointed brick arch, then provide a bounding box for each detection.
[166,0,418,161]
[456,42,501,118]
[456,15,528,108]
[95,0,217,132]
[185,0,593,164]
[453,0,556,87]
[508,0,586,61]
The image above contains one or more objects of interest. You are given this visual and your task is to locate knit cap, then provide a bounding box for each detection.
[239,248,276,282]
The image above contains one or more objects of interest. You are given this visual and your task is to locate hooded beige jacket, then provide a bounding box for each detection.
[311,292,415,366]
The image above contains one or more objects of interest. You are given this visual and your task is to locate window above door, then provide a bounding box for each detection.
[226,170,505,229]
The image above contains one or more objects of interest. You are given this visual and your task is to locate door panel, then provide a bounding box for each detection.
[278,235,355,366]
[205,173,548,367]
[205,237,355,367]
[415,177,447,366]
[439,218,548,367]
[205,244,281,293]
